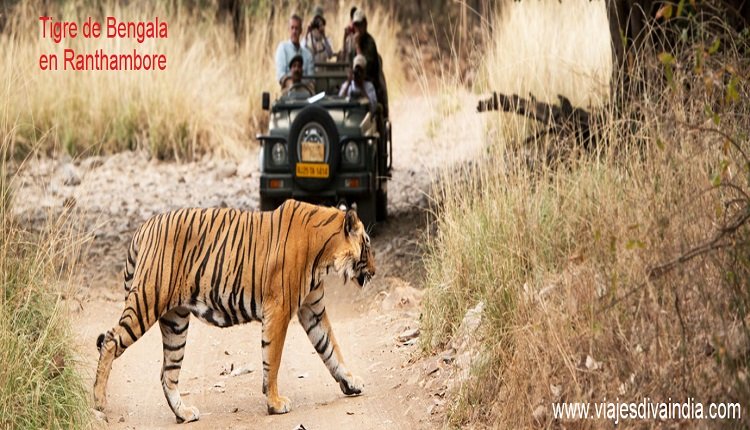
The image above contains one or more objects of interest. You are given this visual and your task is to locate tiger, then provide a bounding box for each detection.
[93,199,375,423]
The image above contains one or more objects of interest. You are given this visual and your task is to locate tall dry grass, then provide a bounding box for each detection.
[0,0,404,160]
[0,137,91,428]
[421,0,750,428]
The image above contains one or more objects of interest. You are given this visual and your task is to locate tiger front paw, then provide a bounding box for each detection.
[339,374,364,396]
[175,405,200,423]
[267,395,292,414]
[93,391,107,412]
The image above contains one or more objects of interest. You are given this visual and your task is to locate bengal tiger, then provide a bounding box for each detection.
[93,200,374,423]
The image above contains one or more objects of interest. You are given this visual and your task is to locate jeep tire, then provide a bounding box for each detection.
[288,105,340,192]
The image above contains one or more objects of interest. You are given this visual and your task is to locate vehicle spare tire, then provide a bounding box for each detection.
[288,105,340,192]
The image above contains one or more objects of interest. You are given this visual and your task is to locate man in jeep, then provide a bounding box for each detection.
[275,14,314,84]
[339,54,377,114]
[350,9,388,118]
[281,54,314,97]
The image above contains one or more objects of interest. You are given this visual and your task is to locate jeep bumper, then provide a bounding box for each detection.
[260,172,374,199]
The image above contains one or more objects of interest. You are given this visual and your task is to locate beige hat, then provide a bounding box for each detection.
[353,54,367,70]
[352,9,366,24]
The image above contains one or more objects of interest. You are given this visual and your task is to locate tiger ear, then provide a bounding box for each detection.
[344,208,359,237]
[336,199,348,211]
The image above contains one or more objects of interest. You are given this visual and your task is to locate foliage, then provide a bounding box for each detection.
[421,2,750,427]
[0,145,91,428]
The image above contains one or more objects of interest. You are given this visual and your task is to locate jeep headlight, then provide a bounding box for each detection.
[344,141,360,164]
[271,142,288,165]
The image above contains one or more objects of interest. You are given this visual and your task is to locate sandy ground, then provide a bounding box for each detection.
[12,92,485,429]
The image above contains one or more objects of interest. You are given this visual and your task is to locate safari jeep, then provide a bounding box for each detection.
[257,62,391,229]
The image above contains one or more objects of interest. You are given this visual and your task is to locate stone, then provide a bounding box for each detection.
[532,404,546,423]
[215,162,237,179]
[381,280,424,312]
[58,163,81,186]
[397,328,420,343]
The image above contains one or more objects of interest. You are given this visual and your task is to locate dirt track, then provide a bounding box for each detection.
[13,93,484,429]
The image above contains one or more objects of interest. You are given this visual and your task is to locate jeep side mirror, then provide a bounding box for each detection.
[261,92,270,111]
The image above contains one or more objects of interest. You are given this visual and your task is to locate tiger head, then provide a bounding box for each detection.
[334,208,375,288]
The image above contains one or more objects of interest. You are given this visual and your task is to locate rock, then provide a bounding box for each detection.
[450,301,484,352]
[118,416,125,423]
[215,163,237,179]
[446,301,486,386]
[532,404,546,423]
[230,365,254,377]
[297,372,309,379]
[220,363,234,376]
[425,364,440,376]
[381,280,424,311]
[396,328,420,343]
[92,409,108,423]
[212,381,226,393]
[550,383,562,400]
[57,163,81,186]
[585,355,602,371]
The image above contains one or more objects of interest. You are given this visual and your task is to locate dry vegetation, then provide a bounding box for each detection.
[421,1,750,428]
[0,141,91,427]
[0,0,404,160]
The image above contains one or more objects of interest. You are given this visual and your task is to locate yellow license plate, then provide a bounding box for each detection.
[296,163,329,178]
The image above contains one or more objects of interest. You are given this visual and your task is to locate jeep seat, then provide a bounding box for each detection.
[312,61,349,95]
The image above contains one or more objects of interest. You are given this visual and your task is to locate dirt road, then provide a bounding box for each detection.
[13,93,485,429]
[76,271,429,430]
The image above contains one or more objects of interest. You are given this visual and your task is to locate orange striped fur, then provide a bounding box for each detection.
[93,200,374,423]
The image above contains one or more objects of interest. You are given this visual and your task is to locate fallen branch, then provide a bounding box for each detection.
[648,206,750,279]
[477,92,595,147]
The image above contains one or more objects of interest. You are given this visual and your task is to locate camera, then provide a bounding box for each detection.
[310,15,325,31]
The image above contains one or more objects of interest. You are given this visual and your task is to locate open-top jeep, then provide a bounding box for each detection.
[257,62,391,229]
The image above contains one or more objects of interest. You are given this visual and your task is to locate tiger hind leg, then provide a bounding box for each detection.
[159,307,199,423]
[93,290,156,411]
[298,290,363,396]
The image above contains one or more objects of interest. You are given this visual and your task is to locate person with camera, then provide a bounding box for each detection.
[340,6,358,63]
[349,9,388,118]
[303,7,334,63]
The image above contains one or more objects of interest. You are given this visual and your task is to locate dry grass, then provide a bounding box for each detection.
[421,0,750,428]
[0,137,92,428]
[0,0,404,160]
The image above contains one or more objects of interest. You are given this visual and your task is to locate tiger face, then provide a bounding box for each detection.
[335,208,375,288]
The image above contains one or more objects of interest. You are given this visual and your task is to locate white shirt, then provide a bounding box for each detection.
[275,41,314,82]
[339,80,377,113]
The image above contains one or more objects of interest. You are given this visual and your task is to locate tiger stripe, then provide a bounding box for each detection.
[93,200,374,423]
